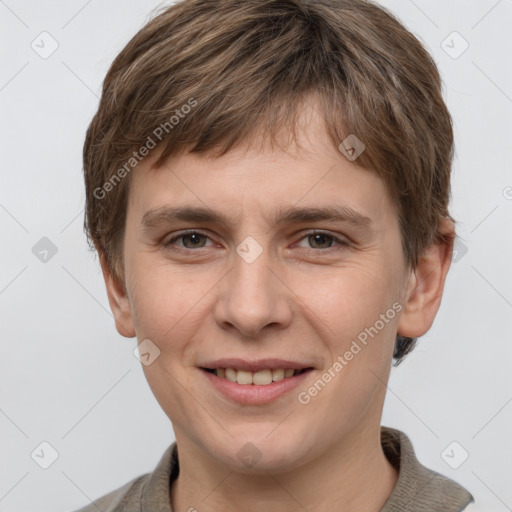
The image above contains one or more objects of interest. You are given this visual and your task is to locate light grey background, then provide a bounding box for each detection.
[1,0,511,511]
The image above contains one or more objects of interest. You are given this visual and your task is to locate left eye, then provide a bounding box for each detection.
[296,232,346,250]
[164,230,347,251]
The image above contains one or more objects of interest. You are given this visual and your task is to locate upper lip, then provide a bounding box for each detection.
[200,358,314,372]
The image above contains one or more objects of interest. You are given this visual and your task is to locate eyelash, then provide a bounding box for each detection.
[163,229,349,253]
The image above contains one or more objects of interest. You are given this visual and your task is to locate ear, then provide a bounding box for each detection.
[397,218,455,338]
[99,252,136,338]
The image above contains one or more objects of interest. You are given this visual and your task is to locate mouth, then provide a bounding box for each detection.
[199,358,316,403]
[201,367,312,385]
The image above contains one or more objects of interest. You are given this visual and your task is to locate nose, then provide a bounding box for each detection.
[213,244,293,338]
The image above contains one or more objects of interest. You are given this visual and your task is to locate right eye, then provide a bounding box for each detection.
[164,230,214,250]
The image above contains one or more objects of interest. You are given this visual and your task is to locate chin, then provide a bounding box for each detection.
[207,427,313,474]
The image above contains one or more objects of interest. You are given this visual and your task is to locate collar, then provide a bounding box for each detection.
[379,426,474,511]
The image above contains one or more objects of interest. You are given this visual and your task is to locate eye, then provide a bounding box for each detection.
[296,231,349,250]
[164,230,214,250]
[163,229,349,253]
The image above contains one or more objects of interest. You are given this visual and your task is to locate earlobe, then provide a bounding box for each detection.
[397,219,455,339]
[99,253,136,338]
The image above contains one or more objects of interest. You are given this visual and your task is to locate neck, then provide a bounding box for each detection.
[170,421,399,512]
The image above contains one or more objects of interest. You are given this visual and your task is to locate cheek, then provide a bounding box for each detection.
[302,269,400,407]
[295,268,398,432]
[131,268,208,422]
[301,263,398,339]
[127,256,201,337]
[127,259,226,378]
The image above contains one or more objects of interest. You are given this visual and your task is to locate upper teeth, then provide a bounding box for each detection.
[215,368,297,385]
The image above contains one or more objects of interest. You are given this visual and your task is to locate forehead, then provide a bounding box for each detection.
[126,104,398,232]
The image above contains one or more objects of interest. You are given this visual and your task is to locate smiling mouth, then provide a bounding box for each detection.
[201,367,312,385]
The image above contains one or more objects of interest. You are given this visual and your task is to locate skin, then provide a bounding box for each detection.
[100,100,454,512]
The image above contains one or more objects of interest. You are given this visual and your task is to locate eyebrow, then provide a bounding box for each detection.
[140,204,374,233]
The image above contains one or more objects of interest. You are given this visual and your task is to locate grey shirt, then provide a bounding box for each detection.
[73,426,474,512]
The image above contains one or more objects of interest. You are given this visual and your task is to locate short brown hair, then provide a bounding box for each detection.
[83,0,456,365]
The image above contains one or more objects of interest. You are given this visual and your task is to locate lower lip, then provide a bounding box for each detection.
[201,369,313,405]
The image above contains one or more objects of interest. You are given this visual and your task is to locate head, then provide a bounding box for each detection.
[83,0,455,472]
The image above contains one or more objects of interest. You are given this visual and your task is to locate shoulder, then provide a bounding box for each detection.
[71,443,178,512]
[71,473,149,512]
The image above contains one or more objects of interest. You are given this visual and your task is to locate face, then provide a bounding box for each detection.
[111,104,416,473]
